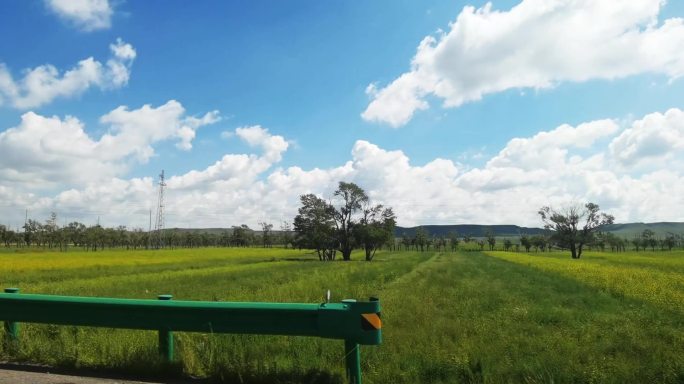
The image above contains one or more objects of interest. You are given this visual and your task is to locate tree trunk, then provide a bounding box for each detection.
[365,245,374,261]
[570,243,579,259]
[341,247,352,261]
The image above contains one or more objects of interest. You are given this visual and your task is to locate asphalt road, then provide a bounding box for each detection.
[0,369,164,384]
[0,364,202,384]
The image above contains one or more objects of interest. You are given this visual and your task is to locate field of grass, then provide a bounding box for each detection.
[0,247,683,383]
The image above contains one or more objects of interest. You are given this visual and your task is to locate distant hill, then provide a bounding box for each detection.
[601,222,684,237]
[166,222,684,239]
[394,225,547,238]
[166,227,247,235]
[394,222,684,238]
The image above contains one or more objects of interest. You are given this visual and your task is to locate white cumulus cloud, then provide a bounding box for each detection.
[0,101,219,189]
[0,39,136,109]
[168,126,288,191]
[610,108,684,167]
[235,125,289,162]
[45,0,114,31]
[2,108,684,229]
[363,0,684,127]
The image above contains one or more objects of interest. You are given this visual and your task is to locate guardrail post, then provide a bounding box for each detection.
[157,294,174,362]
[341,299,362,384]
[3,288,20,348]
[344,339,361,384]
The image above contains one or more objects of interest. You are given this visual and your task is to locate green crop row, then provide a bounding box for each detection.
[0,248,682,383]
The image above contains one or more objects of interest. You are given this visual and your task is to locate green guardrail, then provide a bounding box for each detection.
[0,288,382,384]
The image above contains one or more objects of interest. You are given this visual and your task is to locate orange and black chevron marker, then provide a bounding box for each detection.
[361,312,381,330]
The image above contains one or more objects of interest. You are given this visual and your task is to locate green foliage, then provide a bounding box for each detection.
[530,235,548,252]
[229,225,254,247]
[333,182,369,261]
[258,222,274,248]
[294,182,396,261]
[449,231,459,251]
[293,194,337,260]
[484,228,496,251]
[520,234,532,252]
[355,205,396,261]
[539,203,615,259]
[414,227,428,251]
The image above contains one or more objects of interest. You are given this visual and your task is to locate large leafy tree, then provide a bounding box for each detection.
[294,182,397,261]
[332,182,368,261]
[355,204,396,261]
[293,194,337,261]
[230,225,253,247]
[539,203,614,259]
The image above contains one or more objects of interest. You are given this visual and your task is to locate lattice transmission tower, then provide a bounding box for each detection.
[154,170,166,248]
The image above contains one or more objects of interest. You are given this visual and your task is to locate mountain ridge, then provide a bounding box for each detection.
[166,222,684,238]
[393,222,684,238]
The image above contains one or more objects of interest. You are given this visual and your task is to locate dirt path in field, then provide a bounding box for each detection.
[382,252,441,288]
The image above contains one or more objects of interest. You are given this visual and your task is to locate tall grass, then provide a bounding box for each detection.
[0,248,682,383]
[487,250,684,315]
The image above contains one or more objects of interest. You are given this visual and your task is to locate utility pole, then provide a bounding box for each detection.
[148,209,152,250]
[24,209,28,248]
[154,170,166,249]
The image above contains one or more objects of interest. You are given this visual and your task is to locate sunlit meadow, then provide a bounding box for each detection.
[1,248,682,383]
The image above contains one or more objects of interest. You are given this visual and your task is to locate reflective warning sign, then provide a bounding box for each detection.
[361,313,381,330]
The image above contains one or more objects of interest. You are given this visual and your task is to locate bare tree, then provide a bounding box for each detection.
[539,203,614,259]
[485,228,496,251]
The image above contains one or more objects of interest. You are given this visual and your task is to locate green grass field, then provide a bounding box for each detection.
[0,248,683,383]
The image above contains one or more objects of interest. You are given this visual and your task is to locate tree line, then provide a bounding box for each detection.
[2,200,681,258]
[0,215,294,251]
[390,227,683,253]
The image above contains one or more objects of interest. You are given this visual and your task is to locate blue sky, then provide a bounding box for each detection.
[1,0,684,229]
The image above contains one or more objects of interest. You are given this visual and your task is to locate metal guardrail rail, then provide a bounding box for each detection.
[0,288,382,384]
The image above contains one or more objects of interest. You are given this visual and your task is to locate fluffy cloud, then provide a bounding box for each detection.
[2,108,684,229]
[168,126,287,191]
[486,119,619,171]
[610,108,684,167]
[45,0,113,31]
[0,100,219,189]
[0,39,135,109]
[234,125,289,162]
[99,100,220,156]
[363,0,684,126]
